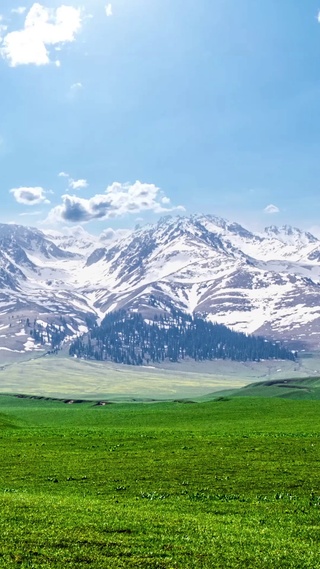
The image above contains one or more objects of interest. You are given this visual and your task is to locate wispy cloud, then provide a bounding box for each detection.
[308,225,320,239]
[10,186,51,205]
[58,172,88,190]
[105,4,113,17]
[19,210,42,216]
[48,181,185,223]
[11,7,27,15]
[1,3,82,67]
[69,178,88,190]
[100,227,130,243]
[264,204,280,214]
[70,82,83,91]
[68,82,83,99]
[0,16,8,42]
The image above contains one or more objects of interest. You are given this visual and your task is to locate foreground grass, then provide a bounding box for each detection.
[1,396,320,568]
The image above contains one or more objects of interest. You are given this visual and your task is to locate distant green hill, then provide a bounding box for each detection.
[208,377,320,401]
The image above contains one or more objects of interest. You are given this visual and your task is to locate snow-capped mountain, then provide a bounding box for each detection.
[1,215,320,356]
[264,225,318,246]
[43,226,101,255]
[78,216,320,347]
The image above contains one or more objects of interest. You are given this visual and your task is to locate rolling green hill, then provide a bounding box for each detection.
[208,377,320,401]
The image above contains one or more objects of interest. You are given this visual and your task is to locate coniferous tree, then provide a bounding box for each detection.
[68,309,296,365]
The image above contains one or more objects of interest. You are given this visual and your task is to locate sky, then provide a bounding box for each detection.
[1,0,320,236]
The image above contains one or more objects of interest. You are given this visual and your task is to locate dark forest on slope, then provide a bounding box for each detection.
[69,309,296,365]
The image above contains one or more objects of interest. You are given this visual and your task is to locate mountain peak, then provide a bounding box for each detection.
[2,215,320,356]
[264,225,318,245]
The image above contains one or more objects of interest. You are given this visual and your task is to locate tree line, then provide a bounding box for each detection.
[68,309,296,365]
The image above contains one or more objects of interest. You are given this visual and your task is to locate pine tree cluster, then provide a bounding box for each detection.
[26,317,70,353]
[69,309,296,365]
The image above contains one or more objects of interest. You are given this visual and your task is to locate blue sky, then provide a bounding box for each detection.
[1,0,320,235]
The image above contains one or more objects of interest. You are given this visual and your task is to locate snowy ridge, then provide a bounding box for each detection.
[1,216,320,354]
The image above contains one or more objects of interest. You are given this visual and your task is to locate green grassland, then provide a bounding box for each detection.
[1,396,320,568]
[0,356,266,400]
[1,353,320,401]
[209,376,320,401]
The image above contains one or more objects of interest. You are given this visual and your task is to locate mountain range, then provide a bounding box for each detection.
[1,215,320,357]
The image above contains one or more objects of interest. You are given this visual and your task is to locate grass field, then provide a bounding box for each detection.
[209,376,320,401]
[1,353,320,400]
[1,395,320,568]
[0,356,267,400]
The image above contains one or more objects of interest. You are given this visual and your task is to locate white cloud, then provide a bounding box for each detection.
[68,82,83,99]
[99,228,130,243]
[59,172,88,190]
[48,180,185,223]
[0,135,6,156]
[10,186,50,205]
[308,225,320,239]
[0,19,8,42]
[69,178,88,190]
[11,7,27,15]
[1,3,82,67]
[105,3,113,17]
[19,210,42,216]
[70,82,82,90]
[264,204,280,214]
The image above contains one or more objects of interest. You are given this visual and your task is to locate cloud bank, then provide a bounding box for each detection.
[49,181,185,223]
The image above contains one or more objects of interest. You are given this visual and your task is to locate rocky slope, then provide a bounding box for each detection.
[1,215,320,355]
